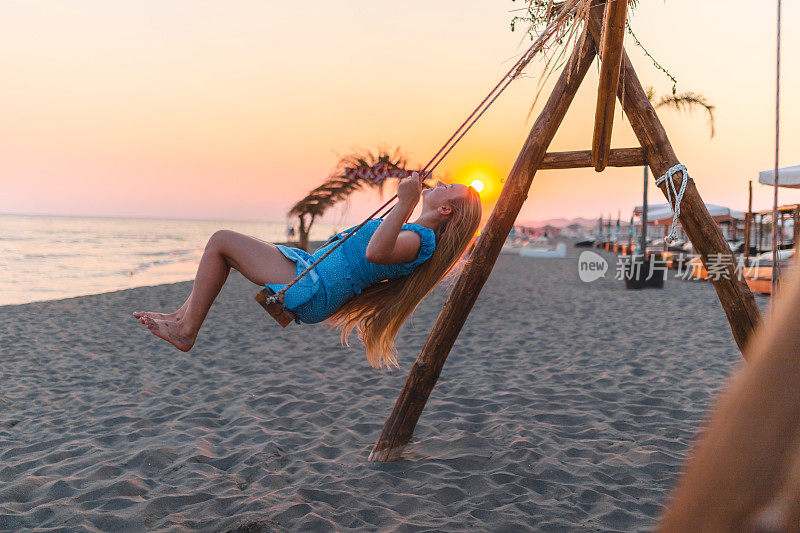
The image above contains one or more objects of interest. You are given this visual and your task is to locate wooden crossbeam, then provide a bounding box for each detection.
[540,147,644,169]
[591,0,628,172]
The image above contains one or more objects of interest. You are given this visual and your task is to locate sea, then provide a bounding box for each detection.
[0,214,340,306]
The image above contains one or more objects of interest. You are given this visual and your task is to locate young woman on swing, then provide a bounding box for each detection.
[133,172,482,369]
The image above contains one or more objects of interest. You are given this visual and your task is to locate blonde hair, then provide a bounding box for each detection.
[328,187,482,369]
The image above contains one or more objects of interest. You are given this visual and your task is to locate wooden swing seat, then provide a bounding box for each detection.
[255,287,296,328]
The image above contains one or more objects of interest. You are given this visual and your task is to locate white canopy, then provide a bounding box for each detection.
[634,203,744,224]
[759,165,800,188]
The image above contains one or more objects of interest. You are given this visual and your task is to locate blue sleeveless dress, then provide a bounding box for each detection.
[265,219,436,324]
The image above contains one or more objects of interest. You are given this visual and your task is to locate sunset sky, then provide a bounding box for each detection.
[1,1,798,225]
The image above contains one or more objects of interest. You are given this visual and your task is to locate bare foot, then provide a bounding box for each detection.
[133,309,183,321]
[138,316,196,352]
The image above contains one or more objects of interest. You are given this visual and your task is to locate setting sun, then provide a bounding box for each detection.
[469,179,485,193]
[453,162,501,204]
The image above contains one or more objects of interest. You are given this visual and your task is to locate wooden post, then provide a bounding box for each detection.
[597,215,604,247]
[627,216,633,254]
[297,215,310,252]
[780,212,786,249]
[793,206,799,248]
[592,0,629,171]
[368,31,598,462]
[743,212,751,267]
[586,4,761,355]
[540,147,644,169]
[744,181,752,266]
[640,166,649,258]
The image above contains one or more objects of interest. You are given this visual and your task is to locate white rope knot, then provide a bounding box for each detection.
[654,164,689,244]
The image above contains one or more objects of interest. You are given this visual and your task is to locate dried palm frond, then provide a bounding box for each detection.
[509,0,684,117]
[511,0,638,31]
[506,0,596,115]
[508,0,592,80]
[649,89,716,138]
[288,148,418,250]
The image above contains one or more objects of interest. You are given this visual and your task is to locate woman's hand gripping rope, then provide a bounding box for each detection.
[397,171,423,210]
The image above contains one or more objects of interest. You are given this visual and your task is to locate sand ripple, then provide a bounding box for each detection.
[0,247,762,530]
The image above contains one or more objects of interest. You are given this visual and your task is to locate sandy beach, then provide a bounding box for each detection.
[0,244,767,531]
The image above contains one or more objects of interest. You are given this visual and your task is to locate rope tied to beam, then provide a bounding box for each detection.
[654,163,689,244]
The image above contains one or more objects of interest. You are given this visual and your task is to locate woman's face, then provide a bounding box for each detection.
[421,181,469,211]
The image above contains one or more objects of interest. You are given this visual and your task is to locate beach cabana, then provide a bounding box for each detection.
[753,164,800,293]
[634,203,744,225]
[739,165,800,293]
[754,165,800,251]
[633,203,744,258]
[741,204,800,294]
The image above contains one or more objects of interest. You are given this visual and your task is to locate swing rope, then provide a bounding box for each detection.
[771,0,782,299]
[378,58,534,220]
[267,4,582,307]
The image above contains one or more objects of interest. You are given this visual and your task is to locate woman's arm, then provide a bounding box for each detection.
[365,172,422,265]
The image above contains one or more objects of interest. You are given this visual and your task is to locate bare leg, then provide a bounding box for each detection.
[133,257,234,321]
[133,272,227,322]
[133,230,296,351]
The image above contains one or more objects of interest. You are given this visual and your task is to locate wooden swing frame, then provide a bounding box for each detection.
[366,0,762,462]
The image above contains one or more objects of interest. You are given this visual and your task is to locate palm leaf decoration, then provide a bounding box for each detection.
[647,88,716,139]
[288,148,416,250]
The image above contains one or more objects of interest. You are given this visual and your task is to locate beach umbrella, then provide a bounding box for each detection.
[758,164,800,188]
[634,203,743,224]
